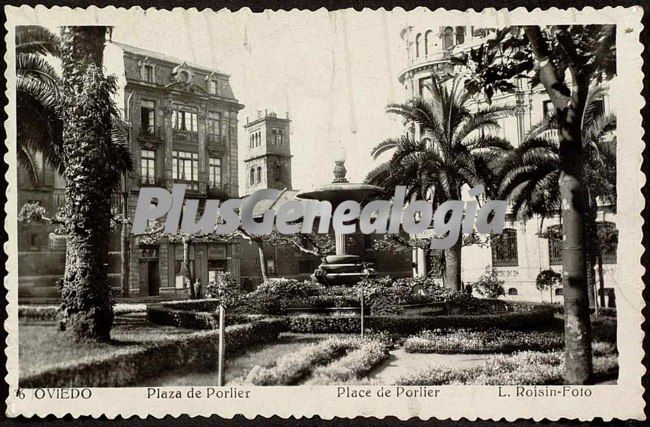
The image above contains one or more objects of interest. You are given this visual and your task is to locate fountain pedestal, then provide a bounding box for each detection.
[297,158,382,286]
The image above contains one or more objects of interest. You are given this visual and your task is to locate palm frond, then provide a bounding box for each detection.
[16,145,40,186]
[16,26,61,57]
[17,53,60,92]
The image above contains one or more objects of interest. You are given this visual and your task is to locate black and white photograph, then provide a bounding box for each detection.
[4,5,646,420]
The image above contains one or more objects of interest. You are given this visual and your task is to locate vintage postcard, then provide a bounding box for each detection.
[3,4,646,420]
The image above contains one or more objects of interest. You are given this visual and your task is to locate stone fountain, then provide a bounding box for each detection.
[297,150,382,286]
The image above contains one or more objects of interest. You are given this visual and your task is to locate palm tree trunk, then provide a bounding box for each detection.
[443,239,462,291]
[59,26,114,341]
[525,26,592,384]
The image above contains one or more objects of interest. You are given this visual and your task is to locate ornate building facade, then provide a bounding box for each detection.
[398,24,618,305]
[17,40,244,300]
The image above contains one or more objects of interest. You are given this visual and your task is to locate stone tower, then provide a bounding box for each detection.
[243,110,292,195]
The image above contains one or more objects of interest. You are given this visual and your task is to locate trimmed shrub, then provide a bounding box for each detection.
[309,340,389,384]
[18,306,57,321]
[244,336,363,385]
[404,329,565,354]
[20,318,285,388]
[395,343,618,385]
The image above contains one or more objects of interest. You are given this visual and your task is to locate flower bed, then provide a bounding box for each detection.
[395,342,618,385]
[244,336,365,385]
[309,340,389,384]
[20,318,285,388]
[404,329,565,354]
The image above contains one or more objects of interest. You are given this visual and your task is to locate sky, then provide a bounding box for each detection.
[33,7,416,193]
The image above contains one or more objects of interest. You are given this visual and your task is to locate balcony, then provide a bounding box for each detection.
[206,134,229,154]
[173,129,199,144]
[206,183,230,199]
[173,179,199,192]
[207,134,228,145]
[139,176,166,187]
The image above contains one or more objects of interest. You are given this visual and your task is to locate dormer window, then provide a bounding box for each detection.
[142,64,155,83]
[208,79,219,95]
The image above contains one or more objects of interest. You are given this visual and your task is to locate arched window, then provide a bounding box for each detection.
[250,168,255,185]
[415,33,422,58]
[256,166,262,184]
[491,228,518,267]
[250,134,254,149]
[421,137,432,149]
[278,130,283,145]
[424,30,434,56]
[455,26,465,45]
[507,287,518,296]
[442,27,454,50]
[271,130,277,145]
[30,233,39,248]
[257,133,261,147]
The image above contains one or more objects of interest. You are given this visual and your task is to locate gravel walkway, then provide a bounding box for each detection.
[368,346,491,385]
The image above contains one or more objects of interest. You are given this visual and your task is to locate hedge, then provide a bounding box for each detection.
[286,307,556,335]
[404,329,565,354]
[20,318,285,388]
[147,304,266,329]
[160,299,222,312]
[20,304,148,321]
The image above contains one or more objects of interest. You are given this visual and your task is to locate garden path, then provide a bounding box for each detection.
[367,345,491,385]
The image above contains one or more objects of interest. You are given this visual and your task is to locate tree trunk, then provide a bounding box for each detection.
[525,26,592,384]
[183,238,196,299]
[597,253,606,307]
[584,193,599,311]
[443,239,462,291]
[120,179,130,297]
[256,239,269,283]
[59,26,115,341]
[586,254,596,310]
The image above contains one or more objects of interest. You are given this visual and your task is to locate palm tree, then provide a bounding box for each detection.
[367,76,514,291]
[497,85,616,307]
[16,26,63,184]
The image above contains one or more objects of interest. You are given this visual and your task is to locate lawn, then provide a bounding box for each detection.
[146,333,334,386]
[19,313,197,378]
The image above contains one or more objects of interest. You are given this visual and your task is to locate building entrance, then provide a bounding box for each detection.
[139,260,160,297]
[208,259,228,283]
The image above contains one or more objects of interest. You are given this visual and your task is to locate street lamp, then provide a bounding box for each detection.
[216,273,226,386]
[361,262,372,337]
